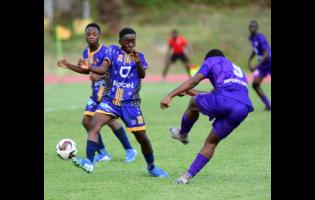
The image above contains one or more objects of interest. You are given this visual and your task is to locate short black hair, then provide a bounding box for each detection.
[204,49,225,60]
[119,28,136,40]
[249,20,258,27]
[85,23,101,33]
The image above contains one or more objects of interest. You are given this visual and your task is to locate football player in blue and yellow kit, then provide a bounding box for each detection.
[73,28,168,177]
[57,23,137,164]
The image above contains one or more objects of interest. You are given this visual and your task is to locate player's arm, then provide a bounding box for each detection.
[57,58,90,74]
[185,88,208,96]
[130,49,145,79]
[255,49,269,66]
[184,40,192,57]
[90,73,106,82]
[80,59,110,75]
[160,73,205,109]
[247,51,256,72]
[252,36,270,70]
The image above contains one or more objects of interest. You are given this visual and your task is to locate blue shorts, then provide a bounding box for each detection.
[84,96,100,116]
[195,92,250,139]
[95,98,145,132]
[84,80,107,116]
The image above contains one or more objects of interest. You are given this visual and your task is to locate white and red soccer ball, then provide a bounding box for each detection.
[56,138,77,160]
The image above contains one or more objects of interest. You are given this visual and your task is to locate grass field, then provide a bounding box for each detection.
[44,82,270,200]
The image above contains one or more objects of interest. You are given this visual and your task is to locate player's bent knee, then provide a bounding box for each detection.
[108,120,121,131]
[252,82,260,89]
[82,117,91,130]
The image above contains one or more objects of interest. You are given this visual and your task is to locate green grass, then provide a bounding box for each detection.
[44,4,270,75]
[44,82,270,200]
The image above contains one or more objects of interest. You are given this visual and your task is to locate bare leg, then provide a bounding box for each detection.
[183,59,191,77]
[161,57,172,80]
[252,75,271,110]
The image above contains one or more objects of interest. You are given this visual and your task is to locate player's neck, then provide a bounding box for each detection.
[121,47,130,54]
[89,44,100,52]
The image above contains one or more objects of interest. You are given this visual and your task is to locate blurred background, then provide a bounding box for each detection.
[44,0,271,77]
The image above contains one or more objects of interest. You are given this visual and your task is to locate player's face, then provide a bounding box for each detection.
[249,22,258,35]
[85,27,100,47]
[172,31,178,39]
[120,34,136,53]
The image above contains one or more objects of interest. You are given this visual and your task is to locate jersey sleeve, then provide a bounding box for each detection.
[82,48,88,59]
[258,35,269,52]
[104,47,115,65]
[139,53,149,69]
[197,60,211,77]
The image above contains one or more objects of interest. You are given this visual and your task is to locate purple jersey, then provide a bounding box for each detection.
[82,44,111,101]
[197,56,254,111]
[249,32,271,66]
[104,45,148,106]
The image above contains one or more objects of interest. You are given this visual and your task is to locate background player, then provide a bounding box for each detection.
[57,23,137,163]
[73,27,169,177]
[160,49,254,184]
[248,20,271,110]
[161,29,192,81]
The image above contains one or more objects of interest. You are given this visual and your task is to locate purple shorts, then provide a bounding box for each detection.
[254,64,271,79]
[195,92,250,139]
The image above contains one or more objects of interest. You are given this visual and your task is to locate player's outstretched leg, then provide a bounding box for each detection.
[82,115,111,163]
[133,130,169,177]
[108,120,137,163]
[169,97,199,144]
[176,129,221,184]
[73,113,114,173]
[183,59,192,77]
[252,74,271,111]
[161,57,172,82]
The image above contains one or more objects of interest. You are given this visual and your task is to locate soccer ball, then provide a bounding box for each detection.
[56,138,78,160]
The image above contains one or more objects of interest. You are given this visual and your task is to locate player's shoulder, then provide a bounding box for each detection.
[105,44,120,54]
[179,35,187,41]
[205,56,227,66]
[257,32,267,41]
[100,44,108,50]
[108,44,120,50]
[137,51,145,58]
[83,46,89,53]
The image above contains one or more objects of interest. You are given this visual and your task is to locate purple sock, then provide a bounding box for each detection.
[261,95,271,108]
[180,113,197,136]
[186,153,209,177]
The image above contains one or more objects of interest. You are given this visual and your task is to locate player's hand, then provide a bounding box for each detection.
[185,90,196,96]
[130,49,141,64]
[249,65,257,72]
[160,96,172,109]
[77,58,84,66]
[248,63,255,72]
[79,59,90,70]
[57,59,69,69]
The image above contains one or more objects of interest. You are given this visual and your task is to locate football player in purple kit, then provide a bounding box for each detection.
[73,27,169,177]
[248,20,271,110]
[57,23,137,164]
[160,49,254,184]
